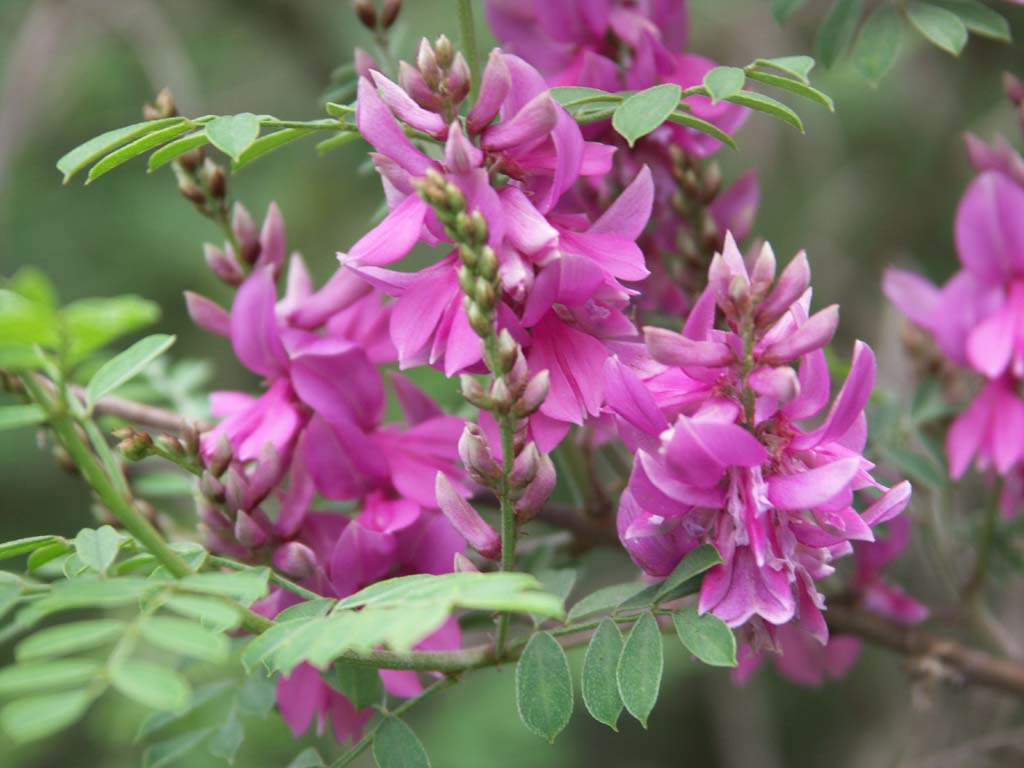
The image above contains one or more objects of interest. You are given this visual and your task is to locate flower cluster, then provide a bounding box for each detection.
[333,37,654,449]
[884,132,1024,515]
[486,0,760,313]
[185,203,470,743]
[606,234,914,653]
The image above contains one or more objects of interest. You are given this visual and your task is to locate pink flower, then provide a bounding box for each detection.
[609,236,912,642]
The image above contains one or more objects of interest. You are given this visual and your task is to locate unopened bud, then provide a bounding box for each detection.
[460,375,492,409]
[701,161,723,203]
[458,424,502,483]
[1004,72,1024,107]
[474,277,495,310]
[154,87,177,118]
[273,542,318,580]
[201,158,226,200]
[495,328,517,375]
[117,431,153,461]
[234,510,267,548]
[680,167,700,199]
[417,38,442,89]
[489,377,512,408]
[142,103,162,121]
[204,243,244,286]
[478,246,498,281]
[199,471,226,503]
[177,148,202,173]
[223,467,247,512]
[232,203,260,265]
[448,52,471,104]
[246,443,283,508]
[514,452,555,522]
[208,433,233,477]
[509,442,540,489]
[182,422,200,456]
[199,501,231,532]
[508,349,529,390]
[157,432,184,456]
[353,0,377,29]
[381,0,401,28]
[467,302,493,337]
[434,34,454,69]
[458,265,476,295]
[178,176,206,205]
[436,473,500,559]
[458,244,478,270]
[515,369,549,417]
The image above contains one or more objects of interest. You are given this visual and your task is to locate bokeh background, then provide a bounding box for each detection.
[2,0,1024,766]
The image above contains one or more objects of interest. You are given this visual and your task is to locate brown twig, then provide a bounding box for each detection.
[826,604,1024,698]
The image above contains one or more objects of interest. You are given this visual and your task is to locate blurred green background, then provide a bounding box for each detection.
[2,0,1024,766]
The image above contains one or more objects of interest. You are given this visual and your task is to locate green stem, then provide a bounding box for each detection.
[495,410,517,658]
[21,375,272,636]
[457,0,481,101]
[331,677,456,767]
[209,555,321,602]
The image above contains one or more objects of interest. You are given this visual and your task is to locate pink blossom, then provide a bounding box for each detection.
[609,235,912,643]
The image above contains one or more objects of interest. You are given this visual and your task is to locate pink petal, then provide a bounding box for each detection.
[767,458,861,509]
[230,267,288,378]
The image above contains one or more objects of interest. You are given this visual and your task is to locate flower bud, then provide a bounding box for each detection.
[747,365,800,404]
[199,501,231,532]
[380,0,401,28]
[1004,71,1024,107]
[458,243,478,270]
[477,245,498,281]
[701,161,723,203]
[246,443,284,508]
[400,61,442,110]
[234,510,267,548]
[760,304,839,364]
[515,369,549,417]
[117,431,153,461]
[157,432,184,456]
[232,203,260,265]
[508,349,529,390]
[178,176,206,205]
[756,250,810,325]
[460,375,492,409]
[434,34,454,69]
[447,52,471,104]
[495,328,517,375]
[204,243,244,286]
[223,466,247,513]
[200,470,226,503]
[453,552,480,573]
[467,302,493,337]
[273,542,318,580]
[509,442,540,489]
[417,38,441,89]
[201,157,226,200]
[458,423,502,483]
[154,87,177,117]
[207,433,233,477]
[489,377,512,408]
[514,452,555,522]
[436,473,500,559]
[749,242,777,300]
[353,0,377,29]
[182,422,200,456]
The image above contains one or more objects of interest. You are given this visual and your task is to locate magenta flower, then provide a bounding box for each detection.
[885,135,1024,490]
[608,235,912,643]
[330,47,655,447]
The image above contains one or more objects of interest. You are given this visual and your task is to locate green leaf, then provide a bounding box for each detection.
[0,535,58,561]
[163,594,241,631]
[276,597,335,621]
[328,660,385,710]
[0,578,20,622]
[86,334,176,406]
[911,377,959,425]
[703,67,746,104]
[615,582,662,612]
[665,112,738,150]
[550,86,621,109]
[0,689,93,742]
[0,405,45,432]
[287,747,327,768]
[515,632,573,743]
[148,132,209,171]
[26,540,71,571]
[139,616,230,663]
[205,113,261,162]
[0,658,100,695]
[567,583,646,623]
[33,578,154,615]
[906,2,968,55]
[179,568,270,606]
[533,569,576,625]
[86,121,193,183]
[142,728,214,768]
[933,0,1010,42]
[884,446,948,489]
[572,105,618,125]
[853,5,904,83]
[816,0,864,68]
[57,118,183,183]
[655,544,722,604]
[582,619,624,730]
[209,712,245,763]
[373,717,431,768]
[111,661,191,711]
[73,525,121,574]
[744,71,835,111]
[316,131,362,155]
[617,613,662,728]
[62,295,160,359]
[235,128,321,170]
[15,619,124,661]
[6,267,57,311]
[136,681,233,742]
[725,91,804,132]
[0,289,58,348]
[611,84,683,147]
[672,607,738,667]
[237,673,276,717]
[772,0,807,23]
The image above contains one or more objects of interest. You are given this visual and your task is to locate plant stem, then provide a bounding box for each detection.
[457,0,481,101]
[495,410,517,657]
[21,374,272,636]
[209,555,321,602]
[330,677,456,767]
